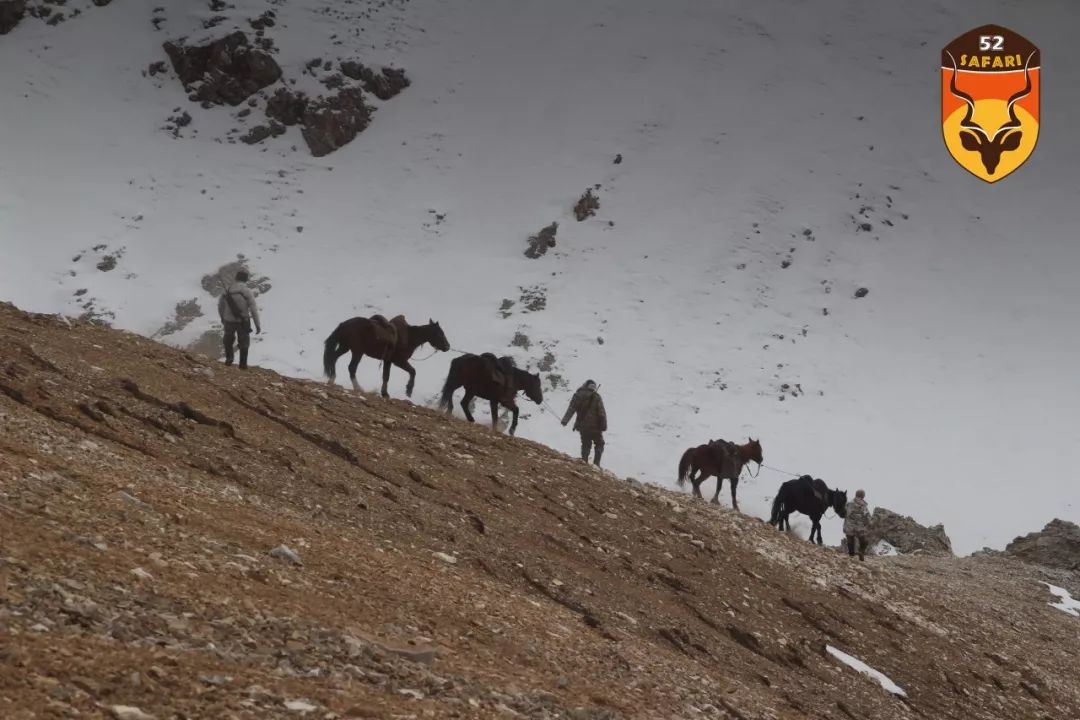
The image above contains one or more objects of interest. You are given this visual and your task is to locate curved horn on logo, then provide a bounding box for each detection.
[946,50,985,138]
[997,50,1036,139]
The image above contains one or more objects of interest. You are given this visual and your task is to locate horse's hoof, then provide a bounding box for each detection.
[710,499,720,505]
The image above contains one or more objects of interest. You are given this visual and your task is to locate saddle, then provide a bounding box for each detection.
[479,353,515,393]
[369,314,397,346]
[706,439,739,477]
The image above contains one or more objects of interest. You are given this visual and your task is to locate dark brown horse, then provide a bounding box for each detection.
[323,315,449,398]
[676,438,763,511]
[439,353,543,436]
[770,475,847,545]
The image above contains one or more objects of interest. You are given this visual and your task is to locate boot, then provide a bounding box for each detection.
[239,349,249,370]
[224,349,234,366]
[593,445,603,467]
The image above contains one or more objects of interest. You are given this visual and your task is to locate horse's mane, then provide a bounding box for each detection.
[498,356,517,369]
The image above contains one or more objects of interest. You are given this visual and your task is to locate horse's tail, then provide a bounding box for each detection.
[439,356,461,411]
[677,448,694,487]
[770,490,784,526]
[323,323,345,379]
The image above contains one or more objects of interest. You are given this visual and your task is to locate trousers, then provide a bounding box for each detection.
[580,431,604,466]
[846,534,868,560]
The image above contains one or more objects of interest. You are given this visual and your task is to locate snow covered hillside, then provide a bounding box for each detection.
[2,0,1078,554]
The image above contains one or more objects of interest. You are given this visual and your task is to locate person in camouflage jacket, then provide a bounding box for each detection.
[843,489,871,560]
[561,380,607,466]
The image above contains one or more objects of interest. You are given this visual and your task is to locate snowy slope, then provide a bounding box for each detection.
[2,0,1079,554]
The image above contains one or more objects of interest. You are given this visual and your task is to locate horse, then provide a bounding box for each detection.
[676,438,762,511]
[439,353,543,436]
[324,314,448,398]
[769,475,848,545]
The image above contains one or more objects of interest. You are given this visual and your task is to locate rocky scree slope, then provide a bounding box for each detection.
[1,302,1079,720]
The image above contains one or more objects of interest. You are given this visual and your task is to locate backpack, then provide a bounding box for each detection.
[223,289,249,328]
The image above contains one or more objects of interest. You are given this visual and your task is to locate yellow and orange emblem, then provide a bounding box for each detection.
[941,25,1040,182]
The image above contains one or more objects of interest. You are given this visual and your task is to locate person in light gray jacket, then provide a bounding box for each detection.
[217,269,261,369]
[843,489,871,560]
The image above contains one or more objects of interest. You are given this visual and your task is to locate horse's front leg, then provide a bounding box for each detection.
[810,515,822,544]
[348,352,363,392]
[730,477,740,512]
[461,392,475,422]
[508,402,519,436]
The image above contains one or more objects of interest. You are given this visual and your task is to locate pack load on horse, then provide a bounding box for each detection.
[323,315,449,398]
[439,353,543,436]
[677,438,763,511]
[770,475,848,545]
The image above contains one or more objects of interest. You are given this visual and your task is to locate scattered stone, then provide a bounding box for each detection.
[115,491,153,510]
[525,222,558,259]
[111,706,155,720]
[613,153,622,164]
[241,122,285,145]
[340,61,410,99]
[270,545,303,565]
[854,287,869,299]
[433,552,458,565]
[284,699,318,713]
[574,189,600,221]
[130,567,154,581]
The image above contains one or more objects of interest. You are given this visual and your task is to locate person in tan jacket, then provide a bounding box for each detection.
[217,269,262,369]
[561,380,607,466]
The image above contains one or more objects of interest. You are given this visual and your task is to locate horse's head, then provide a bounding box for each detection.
[747,437,763,465]
[522,371,544,404]
[427,319,450,352]
[832,488,848,517]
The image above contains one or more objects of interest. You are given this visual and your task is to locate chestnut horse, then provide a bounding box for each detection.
[324,315,449,398]
[439,353,543,436]
[676,438,763,511]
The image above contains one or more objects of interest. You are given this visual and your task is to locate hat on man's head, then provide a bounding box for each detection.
[584,379,596,388]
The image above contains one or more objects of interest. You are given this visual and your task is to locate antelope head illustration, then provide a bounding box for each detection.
[946,50,1035,175]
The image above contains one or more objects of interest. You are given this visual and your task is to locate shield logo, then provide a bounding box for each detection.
[941,25,1040,183]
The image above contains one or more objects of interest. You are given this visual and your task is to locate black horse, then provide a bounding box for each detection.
[770,475,848,545]
[439,353,543,436]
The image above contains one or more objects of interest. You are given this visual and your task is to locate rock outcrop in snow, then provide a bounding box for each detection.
[164,32,282,108]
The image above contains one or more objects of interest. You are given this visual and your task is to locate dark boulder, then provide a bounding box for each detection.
[0,0,26,35]
[163,31,282,107]
[340,61,410,100]
[300,88,371,157]
[266,88,308,126]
